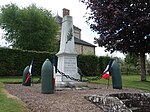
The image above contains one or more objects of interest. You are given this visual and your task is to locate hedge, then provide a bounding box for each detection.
[0,47,54,76]
[77,55,99,76]
[98,56,110,74]
[0,47,110,76]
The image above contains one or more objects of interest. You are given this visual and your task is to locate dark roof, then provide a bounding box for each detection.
[74,37,96,47]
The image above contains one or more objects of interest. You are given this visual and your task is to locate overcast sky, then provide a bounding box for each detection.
[0,0,125,58]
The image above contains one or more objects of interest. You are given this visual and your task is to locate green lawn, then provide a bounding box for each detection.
[0,76,40,112]
[0,83,29,112]
[0,76,40,83]
[88,75,150,91]
[0,76,23,83]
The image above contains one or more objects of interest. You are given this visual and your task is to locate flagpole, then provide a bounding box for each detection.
[31,75,33,86]
[107,78,109,89]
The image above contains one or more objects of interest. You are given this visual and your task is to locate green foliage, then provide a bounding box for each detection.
[0,47,54,76]
[0,3,59,52]
[77,55,110,76]
[0,47,110,76]
[124,53,139,67]
[123,53,140,75]
[77,55,99,76]
[98,56,110,74]
[121,65,140,75]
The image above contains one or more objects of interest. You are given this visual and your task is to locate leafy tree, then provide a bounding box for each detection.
[81,0,150,81]
[125,53,139,67]
[124,53,140,75]
[0,3,59,52]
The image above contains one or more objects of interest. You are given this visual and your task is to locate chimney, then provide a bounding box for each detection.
[63,8,70,17]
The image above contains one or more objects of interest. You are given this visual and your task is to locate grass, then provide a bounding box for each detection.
[121,75,150,91]
[0,76,40,83]
[0,83,29,112]
[0,76,39,112]
[87,75,150,91]
[0,76,23,83]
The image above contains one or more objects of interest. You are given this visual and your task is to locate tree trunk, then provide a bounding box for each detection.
[140,52,147,81]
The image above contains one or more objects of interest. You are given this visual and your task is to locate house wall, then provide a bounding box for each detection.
[74,26,81,39]
[74,27,95,55]
[75,44,95,55]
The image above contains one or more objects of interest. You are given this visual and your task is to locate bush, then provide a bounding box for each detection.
[0,47,54,76]
[77,55,99,76]
[98,56,110,74]
[0,47,111,77]
[78,55,110,76]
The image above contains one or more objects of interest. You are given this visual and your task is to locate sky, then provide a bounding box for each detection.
[0,0,125,58]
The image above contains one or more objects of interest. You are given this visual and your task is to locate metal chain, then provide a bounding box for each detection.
[57,69,101,82]
[86,76,100,81]
[57,69,81,82]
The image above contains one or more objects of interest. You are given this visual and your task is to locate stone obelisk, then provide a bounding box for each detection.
[55,10,80,87]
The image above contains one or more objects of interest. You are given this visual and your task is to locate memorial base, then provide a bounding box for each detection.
[55,80,87,89]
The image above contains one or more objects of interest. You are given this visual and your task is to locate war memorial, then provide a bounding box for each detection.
[3,9,150,112]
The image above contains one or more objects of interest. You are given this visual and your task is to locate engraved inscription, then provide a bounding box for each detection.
[64,57,76,73]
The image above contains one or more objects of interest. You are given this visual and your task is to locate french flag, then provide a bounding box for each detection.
[25,60,33,83]
[101,59,114,80]
[101,72,110,80]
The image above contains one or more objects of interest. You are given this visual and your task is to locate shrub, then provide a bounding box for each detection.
[0,47,110,77]
[77,55,99,76]
[0,47,54,76]
[98,56,110,74]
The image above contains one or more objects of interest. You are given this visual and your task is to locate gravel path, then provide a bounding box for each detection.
[4,83,145,112]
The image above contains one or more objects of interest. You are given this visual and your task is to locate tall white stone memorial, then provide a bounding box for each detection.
[55,14,80,87]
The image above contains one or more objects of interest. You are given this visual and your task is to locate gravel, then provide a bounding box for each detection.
[4,83,145,112]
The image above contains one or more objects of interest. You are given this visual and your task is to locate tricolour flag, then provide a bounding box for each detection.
[52,55,57,73]
[25,73,30,83]
[100,59,113,80]
[101,72,110,80]
[25,60,33,84]
[103,59,114,74]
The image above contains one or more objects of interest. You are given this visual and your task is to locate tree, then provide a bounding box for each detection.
[81,0,150,81]
[124,53,139,67]
[124,53,140,75]
[0,3,59,52]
